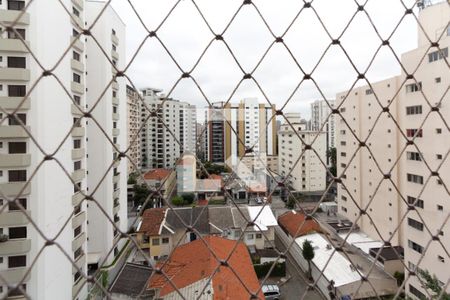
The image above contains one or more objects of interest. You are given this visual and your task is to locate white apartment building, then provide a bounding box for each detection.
[126,85,140,174]
[278,113,326,192]
[205,98,277,167]
[336,2,449,299]
[0,0,89,298]
[310,99,336,164]
[85,0,128,275]
[140,88,197,169]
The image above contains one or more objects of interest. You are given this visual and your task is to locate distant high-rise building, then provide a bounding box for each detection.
[196,122,207,161]
[310,99,336,164]
[126,85,141,174]
[139,88,197,169]
[205,98,277,166]
[278,113,326,192]
[336,2,449,299]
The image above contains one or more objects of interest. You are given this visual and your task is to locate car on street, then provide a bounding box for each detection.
[262,284,281,300]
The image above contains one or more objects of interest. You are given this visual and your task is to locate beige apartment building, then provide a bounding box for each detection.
[126,85,140,174]
[336,2,449,299]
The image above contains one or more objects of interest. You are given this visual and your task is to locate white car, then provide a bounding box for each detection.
[256,197,263,204]
[262,284,281,300]
[136,204,142,211]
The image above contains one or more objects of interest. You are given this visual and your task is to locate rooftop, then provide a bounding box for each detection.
[338,231,384,255]
[138,208,166,236]
[109,263,153,297]
[278,210,322,238]
[148,236,264,299]
[143,168,172,181]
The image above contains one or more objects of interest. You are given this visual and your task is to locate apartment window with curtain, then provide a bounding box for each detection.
[7,28,26,40]
[8,85,26,97]
[8,255,26,268]
[72,51,81,61]
[7,56,26,68]
[7,0,25,11]
[8,142,26,154]
[8,226,27,239]
[8,198,27,211]
[74,161,81,171]
[8,113,26,125]
[7,284,26,298]
[73,73,81,83]
[8,170,27,182]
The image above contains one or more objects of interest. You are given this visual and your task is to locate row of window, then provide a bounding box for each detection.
[428,47,448,63]
[0,226,26,239]
[0,56,26,68]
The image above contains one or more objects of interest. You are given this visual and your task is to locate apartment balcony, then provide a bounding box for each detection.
[72,191,84,206]
[72,0,83,10]
[111,33,119,45]
[112,113,120,121]
[0,267,30,284]
[0,68,30,81]
[0,153,31,168]
[113,174,120,184]
[112,81,119,90]
[113,202,120,215]
[113,189,120,199]
[0,239,31,256]
[72,253,86,274]
[112,128,120,136]
[0,38,29,53]
[71,127,85,137]
[70,14,83,29]
[111,49,119,60]
[0,96,30,110]
[71,104,84,116]
[71,59,84,73]
[71,82,84,94]
[112,96,119,106]
[72,276,86,299]
[72,232,86,251]
[72,211,86,230]
[71,169,85,182]
[0,182,30,197]
[0,10,30,25]
[0,210,31,226]
[71,148,85,160]
[70,36,84,52]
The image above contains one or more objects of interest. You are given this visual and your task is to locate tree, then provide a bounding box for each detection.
[132,184,150,206]
[326,147,337,177]
[302,239,315,280]
[285,195,296,209]
[419,269,450,300]
[181,193,195,205]
[171,195,184,206]
[393,271,405,287]
[127,173,137,185]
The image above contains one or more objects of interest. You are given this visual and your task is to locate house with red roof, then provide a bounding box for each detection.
[143,168,176,200]
[278,210,322,238]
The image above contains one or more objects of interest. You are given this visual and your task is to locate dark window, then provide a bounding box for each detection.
[113,106,117,113]
[409,284,426,300]
[8,255,26,268]
[7,28,26,40]
[405,82,422,93]
[72,29,79,37]
[73,118,81,127]
[8,170,27,182]
[73,73,81,83]
[74,161,81,171]
[407,173,423,185]
[408,240,424,254]
[8,198,27,211]
[74,271,81,283]
[7,284,26,297]
[162,237,169,244]
[7,0,25,10]
[73,139,81,149]
[428,47,448,63]
[8,85,26,97]
[9,142,26,154]
[8,226,27,239]
[74,247,83,260]
[407,218,424,231]
[7,56,26,68]
[72,6,80,17]
[74,182,81,193]
[407,196,424,209]
[73,225,82,238]
[73,51,81,61]
[406,105,422,115]
[74,204,81,215]
[8,113,26,125]
[406,129,422,138]
[74,95,81,105]
[406,151,421,161]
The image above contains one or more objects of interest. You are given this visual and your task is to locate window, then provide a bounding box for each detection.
[112,29,116,35]
[8,227,27,239]
[72,51,81,61]
[7,284,26,298]
[162,237,169,244]
[74,161,81,171]
[73,225,82,238]
[7,0,25,10]
[72,29,79,37]
[152,238,160,246]
[247,234,254,240]
[406,129,422,138]
[256,233,262,239]
[406,105,422,115]
[73,139,81,149]
[405,82,422,93]
[8,113,26,125]
[438,255,445,263]
[436,128,442,134]
[407,218,423,231]
[341,206,347,212]
[365,88,373,95]
[113,106,118,113]
[428,47,448,63]
[72,6,80,17]
[340,152,346,157]
[407,173,423,184]
[8,255,26,268]
[437,205,443,211]
[409,284,426,300]
[74,247,83,260]
[8,142,26,154]
[408,240,423,254]
[112,44,117,51]
[8,170,27,182]
[73,118,81,127]
[435,77,441,83]
[437,154,443,160]
[7,56,26,68]
[73,73,81,83]
[8,198,26,211]
[8,85,26,97]
[74,271,81,283]
[407,196,424,209]
[8,28,26,40]
[406,151,421,161]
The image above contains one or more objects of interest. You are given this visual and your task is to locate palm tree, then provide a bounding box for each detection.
[302,239,315,280]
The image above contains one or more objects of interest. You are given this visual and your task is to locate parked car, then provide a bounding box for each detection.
[256,197,263,204]
[136,204,142,212]
[262,284,281,300]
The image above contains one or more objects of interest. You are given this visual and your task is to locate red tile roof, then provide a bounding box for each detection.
[138,208,166,236]
[278,210,322,238]
[148,236,264,299]
[144,169,172,181]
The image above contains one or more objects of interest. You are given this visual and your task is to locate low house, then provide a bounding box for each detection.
[147,236,264,299]
[109,263,153,299]
[278,210,322,238]
[143,168,176,200]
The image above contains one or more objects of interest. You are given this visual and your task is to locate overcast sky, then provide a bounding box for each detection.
[110,0,419,120]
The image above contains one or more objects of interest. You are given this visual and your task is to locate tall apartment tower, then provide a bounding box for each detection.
[0,0,89,299]
[205,98,277,166]
[126,85,140,174]
[310,99,336,164]
[336,2,449,299]
[140,88,197,169]
[85,1,128,271]
[278,113,326,192]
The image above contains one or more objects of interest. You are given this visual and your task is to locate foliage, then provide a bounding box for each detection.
[326,147,337,177]
[393,271,405,287]
[181,193,195,205]
[253,261,286,278]
[127,173,137,185]
[200,161,228,177]
[171,195,185,206]
[208,198,226,205]
[285,195,297,209]
[132,184,151,206]
[419,269,450,300]
[302,239,315,279]
[100,270,108,288]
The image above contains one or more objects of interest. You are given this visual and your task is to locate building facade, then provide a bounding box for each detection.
[139,88,197,170]
[310,99,336,164]
[205,98,277,167]
[126,85,140,174]
[278,113,326,192]
[336,2,449,298]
